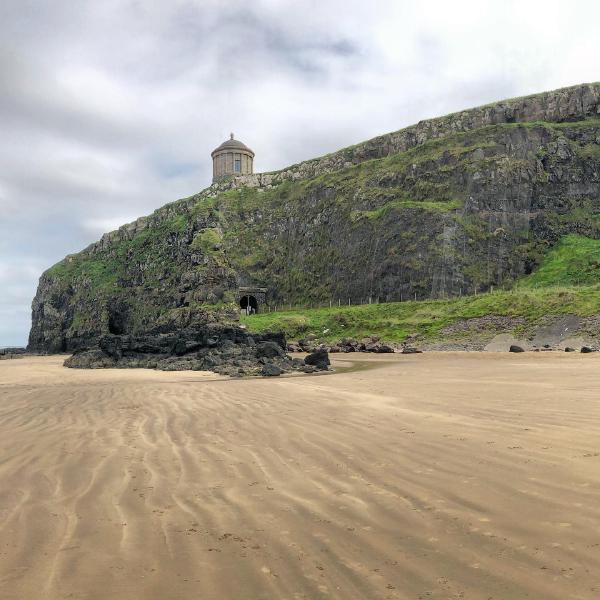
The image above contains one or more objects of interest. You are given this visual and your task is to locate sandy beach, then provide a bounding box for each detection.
[1,353,600,599]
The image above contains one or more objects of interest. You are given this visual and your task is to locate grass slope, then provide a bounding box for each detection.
[242,235,600,343]
[518,235,600,288]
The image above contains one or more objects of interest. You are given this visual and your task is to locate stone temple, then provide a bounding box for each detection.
[211,133,254,182]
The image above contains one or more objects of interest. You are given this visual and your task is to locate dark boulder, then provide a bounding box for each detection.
[361,337,395,353]
[297,336,318,352]
[373,344,394,353]
[564,347,576,352]
[259,331,287,350]
[402,347,422,354]
[203,355,223,368]
[581,346,596,353]
[261,363,283,377]
[337,338,358,352]
[256,341,286,359]
[304,348,330,370]
[509,345,525,353]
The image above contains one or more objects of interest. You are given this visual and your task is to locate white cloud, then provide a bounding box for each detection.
[80,216,141,237]
[2,0,600,345]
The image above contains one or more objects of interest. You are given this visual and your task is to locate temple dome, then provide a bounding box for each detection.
[211,134,254,157]
[211,133,255,182]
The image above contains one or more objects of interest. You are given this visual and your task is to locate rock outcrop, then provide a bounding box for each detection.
[29,83,600,353]
[304,348,331,371]
[64,326,329,376]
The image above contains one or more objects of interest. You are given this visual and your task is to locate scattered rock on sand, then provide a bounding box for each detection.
[581,346,596,353]
[401,347,423,354]
[484,334,527,353]
[368,342,395,353]
[564,347,576,352]
[304,348,330,371]
[358,337,395,353]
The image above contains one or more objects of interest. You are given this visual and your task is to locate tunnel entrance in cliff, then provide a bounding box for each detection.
[240,295,259,315]
[237,287,267,315]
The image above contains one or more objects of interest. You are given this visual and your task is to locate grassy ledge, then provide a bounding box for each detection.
[240,286,600,343]
[241,235,600,343]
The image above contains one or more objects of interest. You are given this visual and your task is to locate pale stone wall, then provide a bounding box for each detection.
[212,148,254,181]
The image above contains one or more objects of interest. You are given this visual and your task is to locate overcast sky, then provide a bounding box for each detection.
[1,0,599,346]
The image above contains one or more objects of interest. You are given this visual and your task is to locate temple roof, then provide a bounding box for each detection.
[211,133,254,157]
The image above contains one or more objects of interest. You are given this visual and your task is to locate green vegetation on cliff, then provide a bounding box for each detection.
[518,235,600,288]
[241,285,600,343]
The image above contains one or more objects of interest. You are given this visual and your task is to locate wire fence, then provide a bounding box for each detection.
[252,290,468,314]
[243,281,588,315]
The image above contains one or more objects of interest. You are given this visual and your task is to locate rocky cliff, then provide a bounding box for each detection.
[29,83,600,352]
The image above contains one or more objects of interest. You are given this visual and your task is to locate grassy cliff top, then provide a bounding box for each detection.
[257,82,600,180]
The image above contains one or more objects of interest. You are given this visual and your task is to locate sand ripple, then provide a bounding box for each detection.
[1,353,600,599]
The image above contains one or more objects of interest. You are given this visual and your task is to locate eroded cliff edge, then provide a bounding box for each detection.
[29,83,600,352]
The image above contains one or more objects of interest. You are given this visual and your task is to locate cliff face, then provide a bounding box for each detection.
[29,83,600,352]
